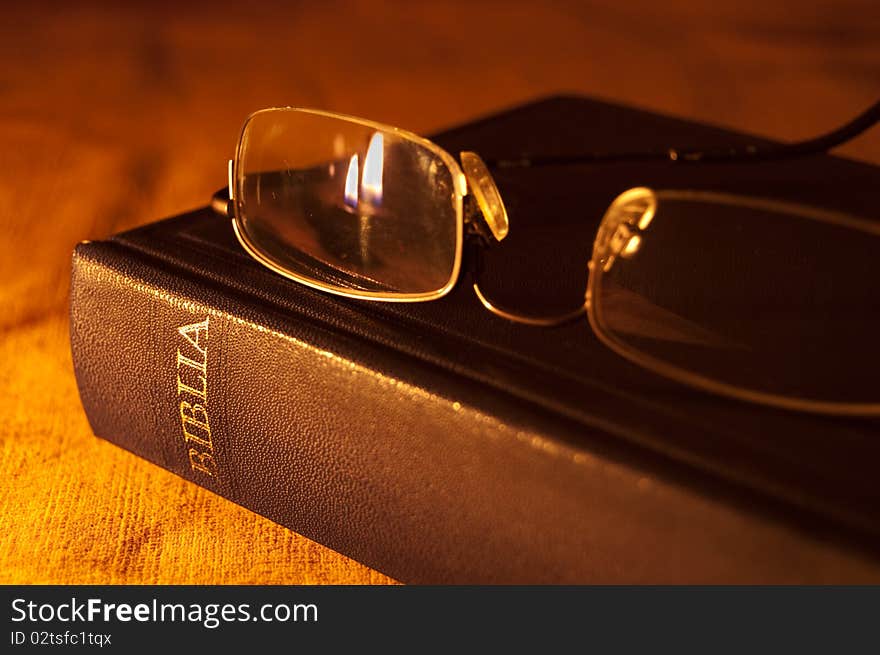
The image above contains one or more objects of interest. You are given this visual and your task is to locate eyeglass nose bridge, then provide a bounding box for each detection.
[592,187,657,272]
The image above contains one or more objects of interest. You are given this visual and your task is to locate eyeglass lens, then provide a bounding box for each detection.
[590,190,880,408]
[235,109,460,297]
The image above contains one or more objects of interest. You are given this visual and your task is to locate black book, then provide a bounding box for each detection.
[70,96,880,583]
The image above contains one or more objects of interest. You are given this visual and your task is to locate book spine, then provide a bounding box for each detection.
[69,240,880,584]
[68,240,597,583]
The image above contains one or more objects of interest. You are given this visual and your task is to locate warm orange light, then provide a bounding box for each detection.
[622,234,642,257]
[344,154,359,209]
[362,132,384,204]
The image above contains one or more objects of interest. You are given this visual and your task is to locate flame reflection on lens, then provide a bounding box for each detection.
[362,132,384,205]
[344,153,359,209]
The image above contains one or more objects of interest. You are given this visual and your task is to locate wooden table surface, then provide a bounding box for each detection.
[2,0,878,584]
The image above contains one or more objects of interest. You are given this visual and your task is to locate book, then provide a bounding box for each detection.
[70,96,880,583]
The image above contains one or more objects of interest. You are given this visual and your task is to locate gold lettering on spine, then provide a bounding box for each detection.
[189,449,218,477]
[176,351,207,400]
[175,318,215,478]
[180,402,211,448]
[178,319,208,355]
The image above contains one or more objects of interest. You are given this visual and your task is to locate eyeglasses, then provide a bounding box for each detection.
[212,102,880,416]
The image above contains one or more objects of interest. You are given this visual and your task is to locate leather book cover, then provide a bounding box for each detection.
[70,96,880,583]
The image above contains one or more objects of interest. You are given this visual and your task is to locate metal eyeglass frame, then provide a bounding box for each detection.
[212,99,880,416]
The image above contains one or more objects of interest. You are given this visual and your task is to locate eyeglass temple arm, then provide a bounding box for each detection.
[210,99,879,209]
[486,99,880,169]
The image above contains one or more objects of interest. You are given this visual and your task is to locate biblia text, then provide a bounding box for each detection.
[176,317,216,478]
